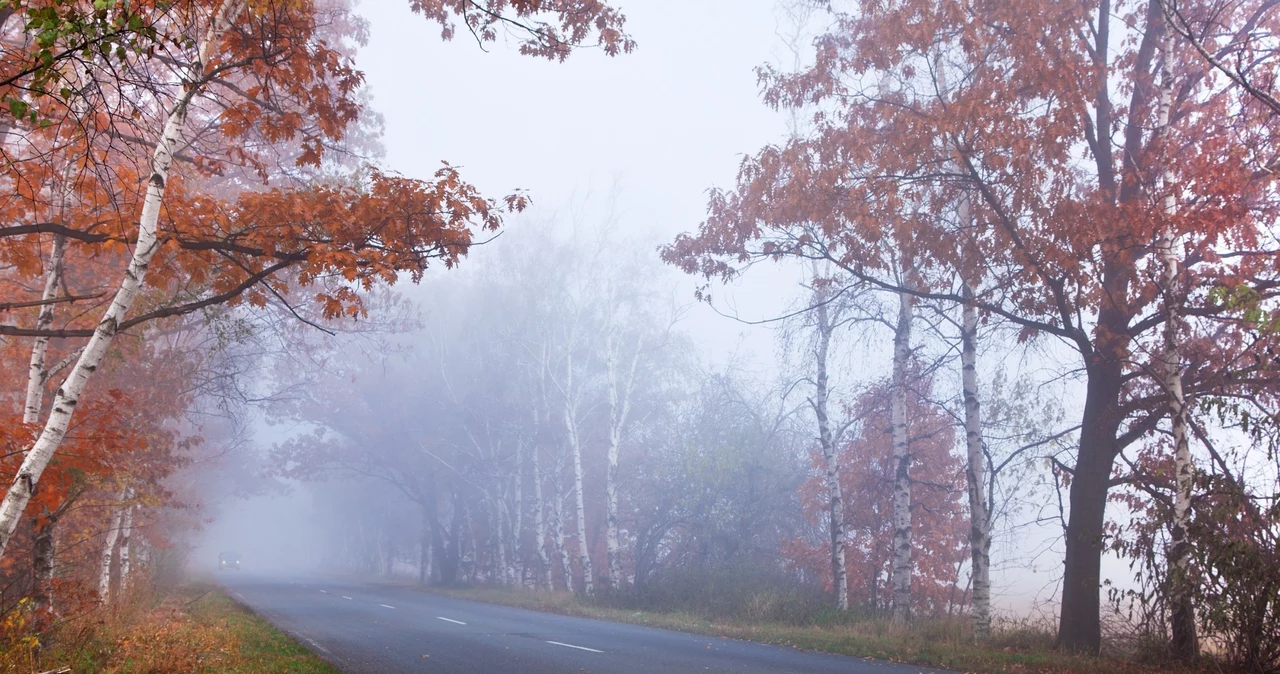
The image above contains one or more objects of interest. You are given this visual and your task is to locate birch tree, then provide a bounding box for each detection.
[603,327,643,592]
[1153,17,1197,658]
[663,0,1280,650]
[889,286,914,625]
[0,0,246,559]
[97,496,125,602]
[800,277,860,612]
[959,279,992,638]
[0,0,632,565]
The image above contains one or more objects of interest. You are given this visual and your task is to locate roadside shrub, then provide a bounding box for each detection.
[1187,475,1280,674]
[604,565,833,625]
[0,599,39,674]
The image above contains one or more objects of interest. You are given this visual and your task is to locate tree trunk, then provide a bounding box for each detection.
[119,503,134,593]
[571,436,593,596]
[98,503,125,602]
[419,511,430,585]
[1057,361,1124,653]
[533,354,555,591]
[961,282,992,638]
[604,331,642,593]
[552,478,573,593]
[0,0,246,558]
[563,354,594,596]
[812,288,848,612]
[890,288,914,625]
[513,439,525,587]
[494,497,508,585]
[1153,22,1197,658]
[32,510,56,617]
[532,442,553,590]
[23,235,67,425]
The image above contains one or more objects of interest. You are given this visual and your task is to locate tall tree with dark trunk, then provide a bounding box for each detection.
[664,0,1280,652]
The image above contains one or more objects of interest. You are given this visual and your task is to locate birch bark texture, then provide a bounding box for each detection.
[1153,15,1198,658]
[98,500,125,602]
[810,283,849,612]
[532,345,555,590]
[119,503,135,592]
[955,185,993,638]
[961,281,992,638]
[31,511,57,615]
[890,286,914,625]
[23,234,67,425]
[565,356,595,596]
[0,0,247,558]
[604,328,642,593]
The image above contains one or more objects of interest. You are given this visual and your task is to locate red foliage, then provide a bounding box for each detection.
[785,374,968,616]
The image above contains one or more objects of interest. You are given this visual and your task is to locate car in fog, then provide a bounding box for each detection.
[218,551,241,570]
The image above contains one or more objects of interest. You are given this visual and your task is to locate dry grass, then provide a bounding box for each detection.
[428,585,1206,674]
[0,584,338,674]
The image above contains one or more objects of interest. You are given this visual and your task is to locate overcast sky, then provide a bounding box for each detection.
[197,1,1108,614]
[356,0,808,369]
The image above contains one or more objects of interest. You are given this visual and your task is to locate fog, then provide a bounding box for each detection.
[176,0,1259,638]
[187,0,1082,619]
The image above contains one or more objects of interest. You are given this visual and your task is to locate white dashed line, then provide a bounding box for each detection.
[234,592,246,600]
[319,590,329,594]
[342,596,353,600]
[303,637,331,655]
[436,616,467,625]
[546,640,603,653]
[380,604,396,609]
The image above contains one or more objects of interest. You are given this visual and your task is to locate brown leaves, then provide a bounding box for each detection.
[406,0,635,61]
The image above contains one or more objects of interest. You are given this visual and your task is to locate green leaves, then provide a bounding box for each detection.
[2,0,168,126]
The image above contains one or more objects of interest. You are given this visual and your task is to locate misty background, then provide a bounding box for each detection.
[186,0,1095,623]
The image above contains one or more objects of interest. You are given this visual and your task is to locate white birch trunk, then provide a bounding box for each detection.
[604,331,642,593]
[494,497,510,586]
[564,359,594,595]
[961,281,992,638]
[1154,21,1197,657]
[513,439,525,586]
[811,287,849,612]
[532,441,552,590]
[552,478,574,593]
[119,504,134,592]
[533,350,554,590]
[890,288,914,625]
[23,235,67,425]
[98,503,124,602]
[31,510,56,615]
[0,0,245,558]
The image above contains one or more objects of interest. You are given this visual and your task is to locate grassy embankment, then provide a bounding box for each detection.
[427,584,1200,674]
[1,583,337,674]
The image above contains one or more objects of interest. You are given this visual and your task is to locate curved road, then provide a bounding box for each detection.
[220,573,948,674]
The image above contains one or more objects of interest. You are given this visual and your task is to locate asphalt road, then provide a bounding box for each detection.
[219,573,950,674]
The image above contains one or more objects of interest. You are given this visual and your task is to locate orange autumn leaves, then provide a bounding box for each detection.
[0,0,630,612]
[786,375,967,614]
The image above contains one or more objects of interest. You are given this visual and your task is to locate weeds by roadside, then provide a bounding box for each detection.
[0,584,337,674]
[426,585,1204,674]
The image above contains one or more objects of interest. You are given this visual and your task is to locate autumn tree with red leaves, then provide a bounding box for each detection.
[665,0,1280,655]
[0,0,631,563]
[788,373,967,617]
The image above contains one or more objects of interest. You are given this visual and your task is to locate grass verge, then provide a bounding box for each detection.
[22,584,339,674]
[424,585,1196,674]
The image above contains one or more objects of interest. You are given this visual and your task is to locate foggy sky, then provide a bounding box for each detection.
[197,0,1104,617]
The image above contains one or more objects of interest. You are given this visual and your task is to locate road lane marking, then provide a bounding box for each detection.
[303,636,331,655]
[234,592,246,600]
[319,590,329,594]
[546,640,603,653]
[436,616,467,625]
[342,596,353,600]
[380,604,396,609]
